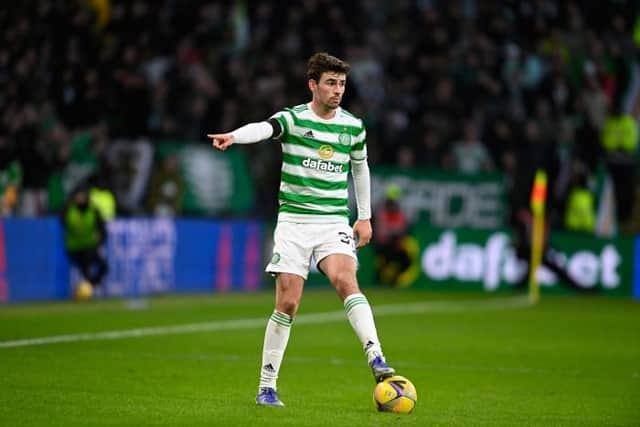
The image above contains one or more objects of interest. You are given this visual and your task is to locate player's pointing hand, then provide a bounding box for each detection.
[207,133,234,151]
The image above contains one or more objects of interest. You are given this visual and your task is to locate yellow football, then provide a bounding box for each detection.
[373,375,417,414]
[74,280,93,301]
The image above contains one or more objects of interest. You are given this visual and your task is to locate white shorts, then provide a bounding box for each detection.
[265,222,358,279]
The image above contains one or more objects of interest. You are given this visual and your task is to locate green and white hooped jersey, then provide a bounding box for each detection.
[271,103,367,224]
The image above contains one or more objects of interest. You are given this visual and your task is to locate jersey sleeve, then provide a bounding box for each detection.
[350,123,367,162]
[269,110,290,140]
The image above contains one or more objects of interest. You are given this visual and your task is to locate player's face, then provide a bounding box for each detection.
[310,72,346,110]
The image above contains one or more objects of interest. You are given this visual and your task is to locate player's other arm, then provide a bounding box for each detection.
[207,118,283,151]
[351,158,372,248]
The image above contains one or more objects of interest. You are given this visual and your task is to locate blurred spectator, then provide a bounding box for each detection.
[581,60,609,130]
[563,161,596,233]
[422,76,462,147]
[414,128,446,168]
[396,145,416,168]
[601,100,638,229]
[511,119,562,226]
[146,154,185,217]
[484,116,516,172]
[107,139,154,214]
[0,136,22,216]
[446,119,494,174]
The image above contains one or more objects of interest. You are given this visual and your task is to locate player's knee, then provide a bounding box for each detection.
[331,271,358,294]
[278,299,299,317]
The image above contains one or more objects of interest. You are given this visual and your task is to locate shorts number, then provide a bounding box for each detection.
[338,231,352,245]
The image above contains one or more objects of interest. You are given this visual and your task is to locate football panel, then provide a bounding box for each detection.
[386,396,416,414]
[373,381,400,405]
[385,375,418,401]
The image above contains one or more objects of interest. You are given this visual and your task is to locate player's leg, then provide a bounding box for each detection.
[257,223,311,406]
[70,251,93,285]
[257,272,304,403]
[92,248,109,286]
[85,248,108,287]
[318,252,395,382]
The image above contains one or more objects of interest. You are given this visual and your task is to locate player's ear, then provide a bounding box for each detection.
[308,78,317,93]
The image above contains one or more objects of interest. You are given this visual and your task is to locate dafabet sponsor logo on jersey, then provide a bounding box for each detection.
[302,144,344,173]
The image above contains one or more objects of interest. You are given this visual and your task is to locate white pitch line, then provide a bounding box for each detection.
[0,295,531,349]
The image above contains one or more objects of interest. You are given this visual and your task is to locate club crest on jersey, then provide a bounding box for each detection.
[338,132,351,145]
[318,144,334,159]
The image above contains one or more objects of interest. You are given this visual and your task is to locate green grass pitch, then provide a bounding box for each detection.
[0,289,638,426]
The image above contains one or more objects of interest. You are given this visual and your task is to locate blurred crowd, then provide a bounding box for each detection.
[1,0,639,233]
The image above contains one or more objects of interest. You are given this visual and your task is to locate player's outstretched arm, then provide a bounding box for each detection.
[207,120,281,151]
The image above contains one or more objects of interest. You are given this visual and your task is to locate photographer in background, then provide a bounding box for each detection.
[61,184,109,297]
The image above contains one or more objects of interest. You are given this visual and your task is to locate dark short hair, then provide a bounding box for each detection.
[307,52,351,81]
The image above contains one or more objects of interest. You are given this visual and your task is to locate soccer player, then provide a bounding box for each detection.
[207,52,395,407]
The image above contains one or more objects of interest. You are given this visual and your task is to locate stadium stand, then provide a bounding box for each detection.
[1,0,638,233]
